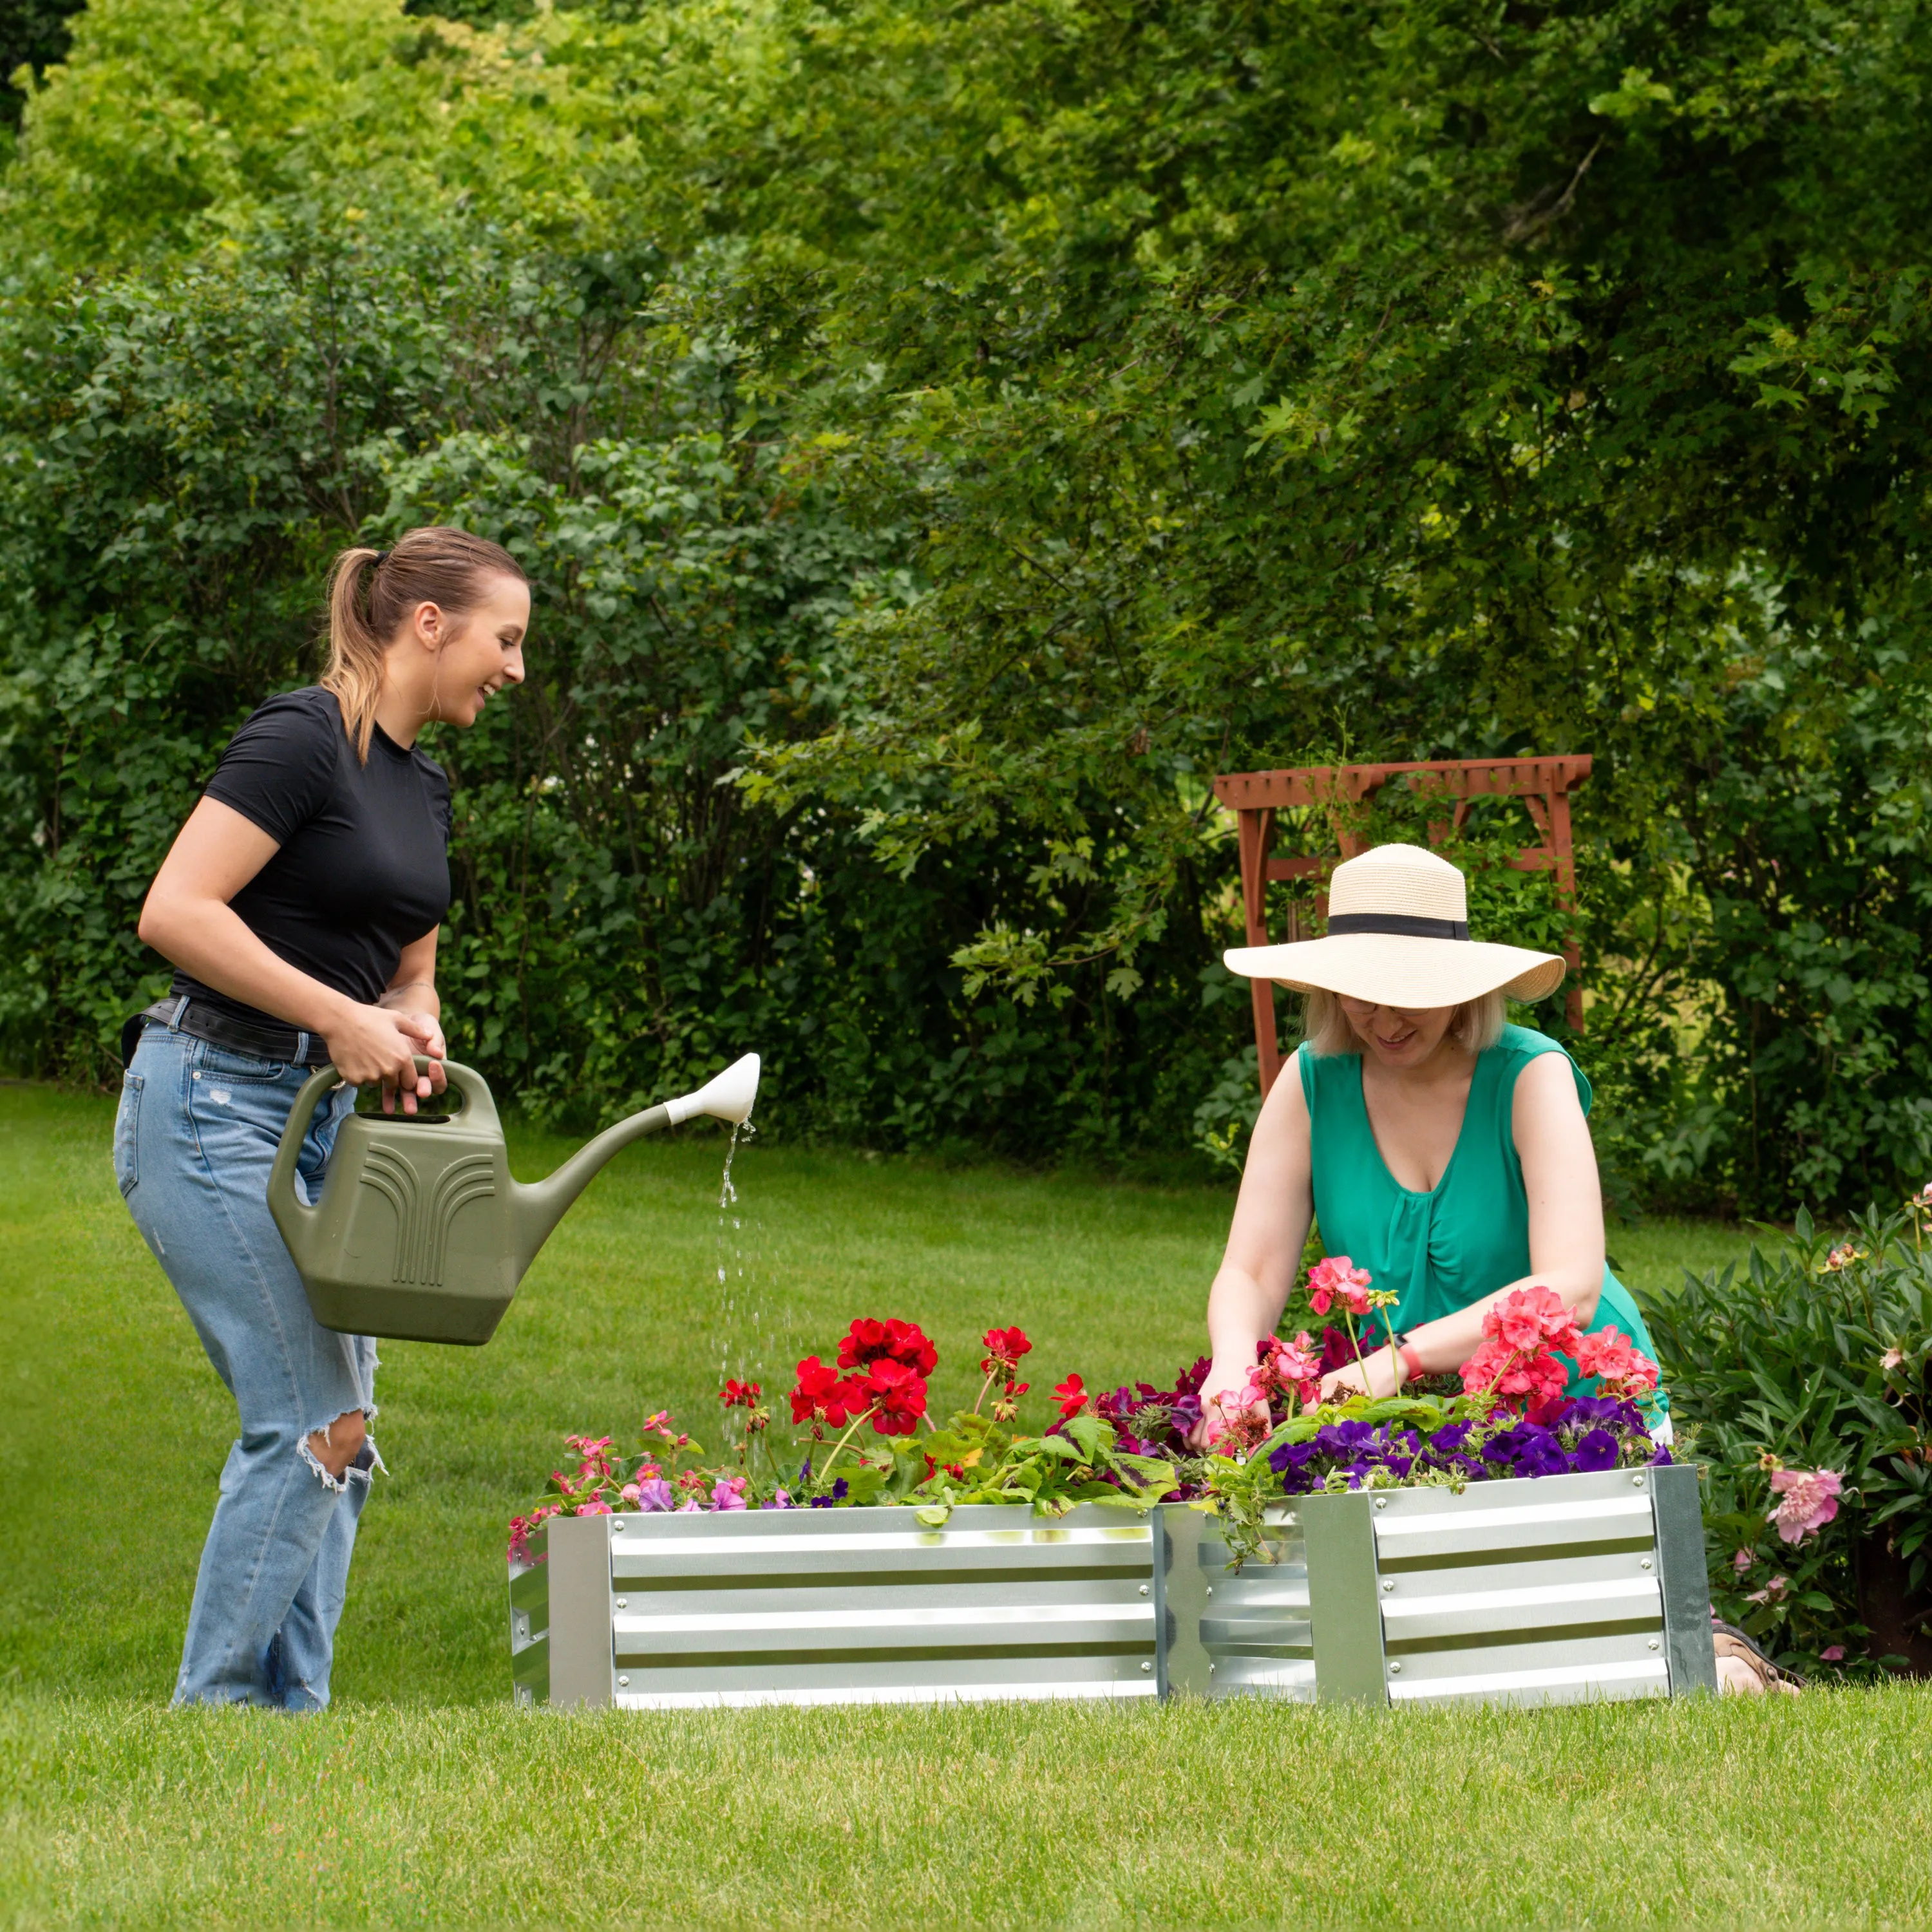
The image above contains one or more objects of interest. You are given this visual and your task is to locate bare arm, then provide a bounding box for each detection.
[1192,1049,1316,1441]
[138,796,443,1109]
[1323,1050,1607,1396]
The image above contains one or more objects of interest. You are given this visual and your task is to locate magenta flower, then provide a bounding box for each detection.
[1732,1548,1754,1573]
[710,1477,748,1511]
[1766,1467,1843,1544]
[1746,1574,1790,1604]
[1820,1644,1846,1662]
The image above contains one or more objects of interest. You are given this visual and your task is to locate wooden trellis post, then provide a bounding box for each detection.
[1211,757,1592,1097]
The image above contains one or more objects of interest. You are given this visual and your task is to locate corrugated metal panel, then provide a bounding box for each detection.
[506,1555,548,1707]
[1155,1504,1315,1701]
[1366,1468,1673,1709]
[604,1504,1159,1710]
[1198,1506,1314,1701]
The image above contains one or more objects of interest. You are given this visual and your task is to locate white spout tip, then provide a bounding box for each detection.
[667,1052,761,1128]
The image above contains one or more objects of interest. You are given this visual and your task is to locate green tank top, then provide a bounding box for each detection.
[1298,1023,1665,1407]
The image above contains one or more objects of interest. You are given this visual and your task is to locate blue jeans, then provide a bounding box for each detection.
[116,1019,375,1710]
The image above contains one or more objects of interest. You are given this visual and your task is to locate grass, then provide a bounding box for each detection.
[7,1083,1923,1927]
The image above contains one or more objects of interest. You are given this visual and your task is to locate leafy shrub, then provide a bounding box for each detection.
[1640,1204,1932,1676]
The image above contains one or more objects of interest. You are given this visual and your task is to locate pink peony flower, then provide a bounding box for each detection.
[1767,1466,1842,1544]
[1746,1574,1789,1604]
[1307,1256,1373,1318]
[1820,1645,1846,1662]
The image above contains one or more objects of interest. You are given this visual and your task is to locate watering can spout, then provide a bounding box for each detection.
[510,1053,761,1275]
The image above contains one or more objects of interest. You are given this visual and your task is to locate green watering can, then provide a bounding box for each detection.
[267,1052,760,1345]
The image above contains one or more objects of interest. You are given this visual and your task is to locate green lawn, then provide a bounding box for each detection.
[8,1083,1924,1928]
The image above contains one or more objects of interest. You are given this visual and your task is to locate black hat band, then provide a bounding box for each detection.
[1325,912,1470,941]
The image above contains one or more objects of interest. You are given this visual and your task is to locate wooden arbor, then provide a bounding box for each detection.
[1211,757,1592,1096]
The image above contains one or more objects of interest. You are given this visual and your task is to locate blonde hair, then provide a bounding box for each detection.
[324,527,527,761]
[1302,987,1506,1057]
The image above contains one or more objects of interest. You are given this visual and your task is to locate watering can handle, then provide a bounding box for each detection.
[267,1056,500,1227]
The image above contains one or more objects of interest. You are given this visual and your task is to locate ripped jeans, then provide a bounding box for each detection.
[117,1019,374,1710]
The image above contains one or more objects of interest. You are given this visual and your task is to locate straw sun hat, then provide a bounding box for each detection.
[1224,843,1566,1008]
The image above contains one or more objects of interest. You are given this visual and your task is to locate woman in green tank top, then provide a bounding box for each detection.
[1197,842,1667,1441]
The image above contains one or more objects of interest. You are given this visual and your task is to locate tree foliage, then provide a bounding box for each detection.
[1,0,1929,1203]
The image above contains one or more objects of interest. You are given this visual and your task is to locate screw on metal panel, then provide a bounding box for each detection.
[1141,1661,1152,1673]
[1208,1663,1216,1674]
[1382,1580,1395,1593]
[1640,1558,1653,1571]
[1374,1497,1388,1510]
[1388,1662,1403,1675]
[1647,1639,1660,1651]
[616,1597,628,1609]
[1204,1586,1213,1597]
[1139,1584,1150,1596]
[618,1674,630,1687]
[1631,1474,1646,1488]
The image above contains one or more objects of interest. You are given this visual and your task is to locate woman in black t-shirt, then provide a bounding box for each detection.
[117,527,529,1710]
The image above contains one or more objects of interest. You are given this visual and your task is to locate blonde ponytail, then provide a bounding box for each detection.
[322,526,527,762]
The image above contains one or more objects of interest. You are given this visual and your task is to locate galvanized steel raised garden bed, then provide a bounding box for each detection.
[508,1465,1716,1710]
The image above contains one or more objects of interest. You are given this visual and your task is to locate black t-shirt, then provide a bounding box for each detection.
[167,687,453,1032]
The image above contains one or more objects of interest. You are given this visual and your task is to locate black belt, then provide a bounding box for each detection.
[126,998,333,1070]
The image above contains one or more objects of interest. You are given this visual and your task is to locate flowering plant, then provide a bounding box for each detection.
[1204,1391,1669,1567]
[509,1318,1180,1551]
[1643,1200,1932,1676]
[510,1277,1669,1567]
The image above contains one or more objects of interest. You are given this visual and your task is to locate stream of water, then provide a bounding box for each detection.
[713,1119,764,1452]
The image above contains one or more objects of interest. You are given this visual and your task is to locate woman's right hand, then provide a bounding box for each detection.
[325,1000,444,1112]
[1188,1358,1266,1451]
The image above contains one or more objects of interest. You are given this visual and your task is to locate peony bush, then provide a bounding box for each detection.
[1640,1198,1932,1678]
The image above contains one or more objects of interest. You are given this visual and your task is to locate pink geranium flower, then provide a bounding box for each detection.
[1307,1256,1373,1318]
[1459,1286,1583,1420]
[1767,1467,1842,1544]
[1244,1332,1323,1414]
[1573,1326,1661,1401]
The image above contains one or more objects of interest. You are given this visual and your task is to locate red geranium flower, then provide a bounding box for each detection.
[980,1325,1032,1375]
[862,1358,929,1435]
[719,1379,761,1409]
[1054,1372,1090,1419]
[790,1356,871,1428]
[838,1316,938,1378]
